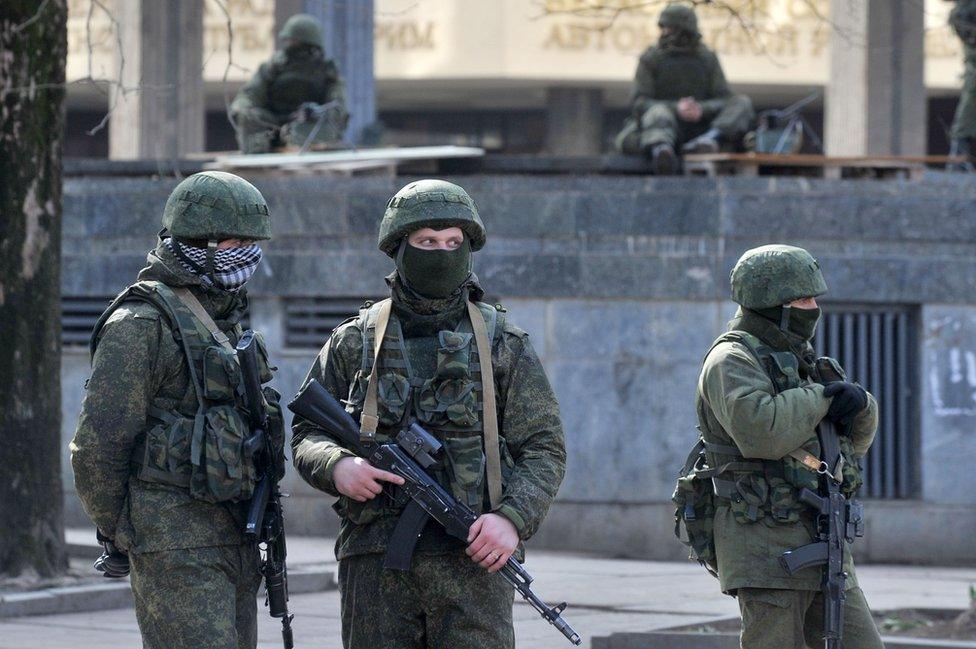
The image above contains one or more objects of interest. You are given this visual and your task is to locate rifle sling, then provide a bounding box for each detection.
[382,500,429,571]
[360,299,392,440]
[467,300,503,511]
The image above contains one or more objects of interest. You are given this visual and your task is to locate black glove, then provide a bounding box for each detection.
[94,531,130,579]
[823,381,868,430]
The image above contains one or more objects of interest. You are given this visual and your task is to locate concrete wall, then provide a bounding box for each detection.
[61,172,976,564]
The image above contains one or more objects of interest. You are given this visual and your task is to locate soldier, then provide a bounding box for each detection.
[614,3,755,174]
[70,171,284,649]
[696,244,884,648]
[291,179,567,648]
[231,14,349,153]
[949,0,976,167]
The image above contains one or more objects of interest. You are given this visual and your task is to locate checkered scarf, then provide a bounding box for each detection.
[165,238,263,292]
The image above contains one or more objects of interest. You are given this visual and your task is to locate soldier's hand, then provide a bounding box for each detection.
[677,97,703,122]
[823,381,868,429]
[466,513,519,573]
[94,538,130,579]
[333,456,405,502]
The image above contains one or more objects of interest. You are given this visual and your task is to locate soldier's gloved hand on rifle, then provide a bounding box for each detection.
[94,530,130,579]
[466,513,519,574]
[823,381,868,430]
[333,456,404,502]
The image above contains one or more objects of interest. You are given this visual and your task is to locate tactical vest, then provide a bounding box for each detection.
[266,53,336,117]
[91,280,283,504]
[645,47,716,101]
[674,330,865,576]
[339,298,511,524]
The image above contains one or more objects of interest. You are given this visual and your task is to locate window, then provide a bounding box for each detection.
[814,305,918,499]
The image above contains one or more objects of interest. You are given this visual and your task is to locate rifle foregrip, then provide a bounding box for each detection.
[779,541,828,575]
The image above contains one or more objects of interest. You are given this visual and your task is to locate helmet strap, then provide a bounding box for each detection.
[779,304,792,332]
[206,240,218,284]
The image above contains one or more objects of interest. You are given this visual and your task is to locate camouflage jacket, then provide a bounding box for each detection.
[70,242,255,554]
[231,46,349,124]
[629,43,731,116]
[697,310,877,594]
[291,281,567,560]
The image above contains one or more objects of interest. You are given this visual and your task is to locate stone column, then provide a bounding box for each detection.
[825,0,926,156]
[280,0,376,144]
[545,87,604,156]
[109,0,204,160]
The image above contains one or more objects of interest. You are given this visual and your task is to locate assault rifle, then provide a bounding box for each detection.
[288,379,582,646]
[290,100,343,153]
[779,360,865,649]
[238,331,294,649]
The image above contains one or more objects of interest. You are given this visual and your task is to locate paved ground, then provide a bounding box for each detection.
[2,536,974,649]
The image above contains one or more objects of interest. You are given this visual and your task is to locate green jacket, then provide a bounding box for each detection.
[291,284,567,560]
[70,243,254,554]
[231,46,348,124]
[697,313,877,593]
[629,43,731,116]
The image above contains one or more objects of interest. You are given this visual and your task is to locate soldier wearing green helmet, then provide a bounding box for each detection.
[231,13,349,153]
[71,171,284,648]
[614,2,755,174]
[690,244,883,648]
[291,179,567,648]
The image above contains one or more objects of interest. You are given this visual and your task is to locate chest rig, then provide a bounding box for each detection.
[91,280,281,504]
[698,331,862,526]
[266,54,334,117]
[347,298,506,515]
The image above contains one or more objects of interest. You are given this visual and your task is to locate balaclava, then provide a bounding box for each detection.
[394,237,472,299]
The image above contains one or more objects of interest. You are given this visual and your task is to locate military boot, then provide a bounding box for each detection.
[649,143,679,175]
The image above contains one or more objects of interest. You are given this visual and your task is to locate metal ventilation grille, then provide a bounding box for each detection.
[62,297,112,346]
[813,305,918,499]
[285,297,372,349]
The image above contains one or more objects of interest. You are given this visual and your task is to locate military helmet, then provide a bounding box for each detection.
[730,244,827,309]
[162,171,272,241]
[279,14,324,49]
[658,3,700,36]
[377,179,486,256]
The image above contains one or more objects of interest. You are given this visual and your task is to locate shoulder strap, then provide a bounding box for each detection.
[467,300,503,510]
[170,287,237,356]
[360,298,392,440]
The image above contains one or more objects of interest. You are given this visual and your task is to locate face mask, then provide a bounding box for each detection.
[395,239,471,299]
[168,238,263,292]
[787,306,821,341]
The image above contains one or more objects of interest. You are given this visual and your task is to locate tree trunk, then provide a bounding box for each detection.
[0,0,68,578]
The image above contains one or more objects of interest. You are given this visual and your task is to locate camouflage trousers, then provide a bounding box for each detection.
[738,586,884,649]
[233,108,344,154]
[338,550,515,649]
[129,544,263,649]
[615,94,755,154]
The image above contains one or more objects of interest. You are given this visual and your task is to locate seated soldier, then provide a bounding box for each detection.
[231,14,349,153]
[614,3,755,174]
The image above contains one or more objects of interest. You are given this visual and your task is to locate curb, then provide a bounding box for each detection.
[0,564,336,619]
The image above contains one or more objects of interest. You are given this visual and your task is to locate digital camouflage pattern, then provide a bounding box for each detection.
[730,244,828,309]
[614,6,754,154]
[162,171,272,241]
[377,179,487,255]
[70,242,274,647]
[230,25,349,154]
[338,551,514,649]
[129,544,263,649]
[696,307,878,594]
[738,586,883,649]
[951,1,976,140]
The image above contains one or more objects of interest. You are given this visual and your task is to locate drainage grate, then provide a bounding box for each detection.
[285,297,374,349]
[814,305,918,499]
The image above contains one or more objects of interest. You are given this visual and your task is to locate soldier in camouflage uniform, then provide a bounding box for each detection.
[696,245,883,648]
[291,179,567,648]
[70,171,284,649]
[231,14,349,153]
[949,1,976,166]
[615,3,755,174]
